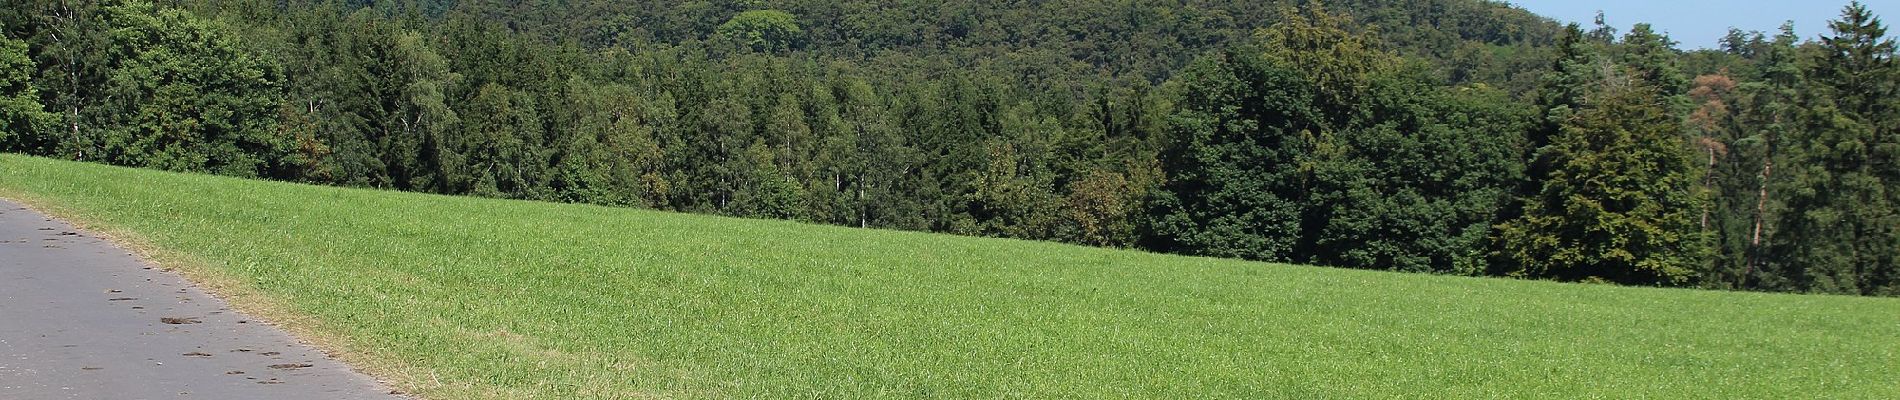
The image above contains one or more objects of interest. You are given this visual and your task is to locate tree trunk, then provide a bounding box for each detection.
[1702,147,1716,230]
[857,174,867,228]
[1745,118,1779,288]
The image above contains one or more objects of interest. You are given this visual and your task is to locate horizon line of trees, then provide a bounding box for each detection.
[1,0,1896,296]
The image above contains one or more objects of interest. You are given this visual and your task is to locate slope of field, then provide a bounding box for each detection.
[1,154,1895,398]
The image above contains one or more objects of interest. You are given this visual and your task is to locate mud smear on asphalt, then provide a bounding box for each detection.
[160,317,201,324]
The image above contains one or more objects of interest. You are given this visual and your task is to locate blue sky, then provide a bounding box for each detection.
[1506,0,1900,49]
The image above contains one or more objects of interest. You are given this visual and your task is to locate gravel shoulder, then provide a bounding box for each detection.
[0,199,405,399]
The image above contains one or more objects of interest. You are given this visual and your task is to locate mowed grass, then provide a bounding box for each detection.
[2,154,1897,398]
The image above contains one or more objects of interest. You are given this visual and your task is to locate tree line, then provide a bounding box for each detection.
[1,0,1895,296]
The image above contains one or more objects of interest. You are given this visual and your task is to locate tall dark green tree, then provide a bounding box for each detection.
[965,103,1063,239]
[262,9,462,187]
[1728,25,1806,290]
[1693,24,1806,290]
[824,78,917,229]
[1308,80,1530,274]
[1771,2,1900,295]
[0,33,50,148]
[1144,47,1314,261]
[550,78,663,206]
[1527,24,1602,164]
[89,0,284,176]
[460,83,549,199]
[1150,6,1529,273]
[1496,78,1710,285]
[1617,23,1689,96]
[8,0,110,160]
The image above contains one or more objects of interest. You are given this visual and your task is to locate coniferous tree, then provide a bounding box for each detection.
[1527,25,1602,166]
[1731,25,1806,290]
[461,83,549,199]
[1618,24,1689,97]
[1772,2,1900,295]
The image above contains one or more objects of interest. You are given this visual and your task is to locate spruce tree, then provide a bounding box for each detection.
[1772,2,1900,295]
[1618,24,1689,97]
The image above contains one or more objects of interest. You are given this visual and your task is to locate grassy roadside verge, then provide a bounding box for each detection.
[3,154,1897,398]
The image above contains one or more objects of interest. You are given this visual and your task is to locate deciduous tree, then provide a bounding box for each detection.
[1497,79,1709,285]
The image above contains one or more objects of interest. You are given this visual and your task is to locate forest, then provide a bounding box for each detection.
[1,0,1895,296]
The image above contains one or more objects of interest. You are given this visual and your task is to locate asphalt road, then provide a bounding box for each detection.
[0,199,406,399]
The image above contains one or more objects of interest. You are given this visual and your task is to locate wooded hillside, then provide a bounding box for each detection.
[3,0,1896,295]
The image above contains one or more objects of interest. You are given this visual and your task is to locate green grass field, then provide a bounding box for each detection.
[2,154,1896,398]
